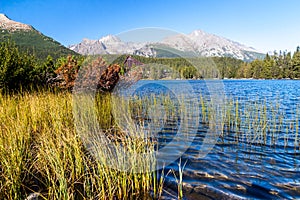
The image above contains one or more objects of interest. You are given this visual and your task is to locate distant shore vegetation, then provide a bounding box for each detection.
[0,40,300,92]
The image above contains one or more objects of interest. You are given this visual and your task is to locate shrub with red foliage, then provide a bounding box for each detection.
[97,63,121,92]
[54,55,142,93]
[54,55,79,90]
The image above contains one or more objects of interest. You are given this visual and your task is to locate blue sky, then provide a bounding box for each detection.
[1,0,300,53]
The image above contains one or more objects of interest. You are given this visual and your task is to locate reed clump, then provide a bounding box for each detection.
[0,91,157,199]
[198,95,300,148]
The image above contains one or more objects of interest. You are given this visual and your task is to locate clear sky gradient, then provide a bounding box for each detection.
[1,0,300,53]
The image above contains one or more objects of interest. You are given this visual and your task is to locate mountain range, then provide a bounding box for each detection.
[69,30,264,61]
[0,14,264,61]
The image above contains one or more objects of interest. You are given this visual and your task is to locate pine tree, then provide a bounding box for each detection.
[281,51,292,78]
[292,48,300,79]
[0,40,36,91]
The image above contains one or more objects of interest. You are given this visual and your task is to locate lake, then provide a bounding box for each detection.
[120,79,300,199]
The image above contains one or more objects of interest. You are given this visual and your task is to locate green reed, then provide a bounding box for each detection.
[0,91,159,200]
[198,94,299,148]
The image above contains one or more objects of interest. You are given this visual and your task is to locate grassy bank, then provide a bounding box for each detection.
[0,91,157,199]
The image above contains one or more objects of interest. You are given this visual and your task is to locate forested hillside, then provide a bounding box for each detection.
[0,30,78,60]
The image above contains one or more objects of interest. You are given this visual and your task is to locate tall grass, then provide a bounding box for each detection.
[0,91,157,199]
[1,90,299,199]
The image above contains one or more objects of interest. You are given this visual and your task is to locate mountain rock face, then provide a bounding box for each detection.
[69,30,264,61]
[69,35,151,56]
[0,14,32,32]
[162,30,261,61]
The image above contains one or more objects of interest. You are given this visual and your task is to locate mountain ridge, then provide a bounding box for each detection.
[0,14,78,60]
[0,14,264,61]
[0,14,32,32]
[69,30,264,61]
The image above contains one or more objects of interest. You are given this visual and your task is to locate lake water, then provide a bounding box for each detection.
[118,80,300,199]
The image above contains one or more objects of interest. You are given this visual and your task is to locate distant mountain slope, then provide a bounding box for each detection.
[0,14,78,60]
[162,30,265,61]
[69,30,265,61]
[69,35,152,56]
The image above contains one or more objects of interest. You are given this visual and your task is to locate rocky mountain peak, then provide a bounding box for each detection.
[81,38,96,44]
[0,13,32,32]
[190,30,206,37]
[0,14,10,21]
[69,30,264,61]
[99,35,121,43]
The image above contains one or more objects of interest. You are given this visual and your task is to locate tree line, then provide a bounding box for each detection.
[119,49,300,80]
[112,55,244,79]
[1,40,300,92]
[237,48,300,79]
[0,41,84,92]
